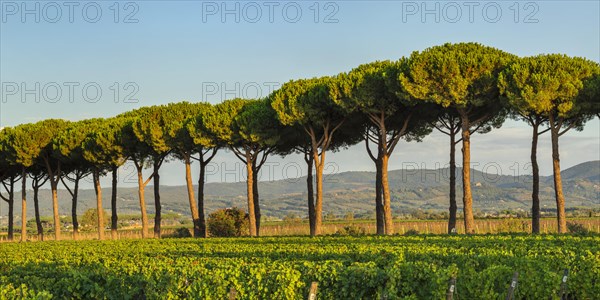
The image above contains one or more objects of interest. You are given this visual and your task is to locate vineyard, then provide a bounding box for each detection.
[0,235,598,299]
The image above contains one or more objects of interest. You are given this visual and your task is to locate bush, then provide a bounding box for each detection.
[404,229,419,236]
[207,207,249,237]
[164,227,192,238]
[80,208,110,231]
[282,212,302,224]
[567,222,590,235]
[335,225,365,236]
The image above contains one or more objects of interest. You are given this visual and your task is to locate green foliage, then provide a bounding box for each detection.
[499,54,600,118]
[0,283,53,300]
[404,229,420,236]
[164,227,193,238]
[207,207,250,237]
[2,120,69,168]
[0,235,597,299]
[82,118,127,169]
[233,99,282,148]
[334,225,366,236]
[400,42,514,108]
[80,208,110,231]
[164,101,216,159]
[566,222,590,235]
[270,76,350,128]
[197,99,251,146]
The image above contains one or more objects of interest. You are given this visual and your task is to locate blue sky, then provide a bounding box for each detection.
[0,0,599,187]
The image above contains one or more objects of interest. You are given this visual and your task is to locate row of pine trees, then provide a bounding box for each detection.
[0,43,598,241]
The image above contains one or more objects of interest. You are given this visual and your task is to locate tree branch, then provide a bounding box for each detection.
[364,134,377,162]
[231,147,247,164]
[60,176,74,197]
[558,121,577,137]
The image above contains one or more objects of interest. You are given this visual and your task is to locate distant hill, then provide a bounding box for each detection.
[5,161,599,220]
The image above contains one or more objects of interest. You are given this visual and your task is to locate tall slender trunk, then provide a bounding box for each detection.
[549,114,567,233]
[246,150,257,237]
[306,153,316,236]
[93,170,104,240]
[531,123,541,234]
[111,167,118,239]
[375,156,384,235]
[381,155,394,235]
[198,162,207,237]
[71,177,80,240]
[252,163,261,236]
[314,160,324,236]
[448,132,457,234]
[460,112,475,234]
[33,180,43,241]
[20,167,27,242]
[51,180,60,240]
[8,196,14,241]
[136,168,149,238]
[184,156,200,237]
[153,165,161,239]
[7,176,14,241]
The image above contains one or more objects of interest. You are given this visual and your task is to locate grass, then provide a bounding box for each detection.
[1,217,598,242]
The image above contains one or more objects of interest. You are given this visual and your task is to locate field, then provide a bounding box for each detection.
[0,235,598,299]
[2,217,599,242]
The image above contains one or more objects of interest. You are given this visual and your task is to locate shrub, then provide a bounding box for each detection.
[567,222,590,235]
[207,207,249,237]
[80,208,110,231]
[404,229,419,236]
[282,212,302,224]
[164,227,192,238]
[335,225,365,236]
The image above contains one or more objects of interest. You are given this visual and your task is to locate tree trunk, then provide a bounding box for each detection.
[314,161,324,236]
[448,132,458,234]
[93,170,104,240]
[7,176,14,241]
[184,157,200,237]
[252,163,261,236]
[136,168,149,238]
[71,177,80,240]
[381,155,394,235]
[153,162,161,238]
[460,112,475,234]
[198,163,207,237]
[51,179,61,240]
[246,151,257,237]
[531,123,541,234]
[33,180,44,241]
[549,115,567,233]
[20,168,27,242]
[111,167,118,239]
[374,154,384,235]
[306,154,316,236]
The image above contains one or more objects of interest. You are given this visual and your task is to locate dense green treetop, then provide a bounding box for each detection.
[270,76,350,128]
[399,42,514,109]
[2,120,70,168]
[198,98,251,146]
[499,54,600,118]
[233,99,281,149]
[82,118,127,168]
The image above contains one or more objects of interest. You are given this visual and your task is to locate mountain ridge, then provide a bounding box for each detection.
[2,161,598,219]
